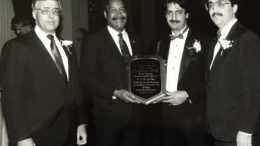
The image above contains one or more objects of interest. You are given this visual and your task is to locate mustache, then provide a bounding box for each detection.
[112,16,126,21]
[169,20,180,23]
[212,12,223,17]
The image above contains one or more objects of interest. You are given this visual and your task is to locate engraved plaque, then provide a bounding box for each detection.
[127,56,166,105]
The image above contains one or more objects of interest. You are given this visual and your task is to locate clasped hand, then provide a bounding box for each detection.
[114,89,141,103]
[153,91,188,105]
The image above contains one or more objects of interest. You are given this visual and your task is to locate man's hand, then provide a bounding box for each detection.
[236,130,252,146]
[77,124,87,145]
[161,91,188,106]
[113,89,140,103]
[17,138,35,146]
[152,97,164,104]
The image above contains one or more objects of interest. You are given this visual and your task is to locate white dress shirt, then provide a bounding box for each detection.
[107,25,133,56]
[166,27,189,92]
[209,18,237,69]
[34,26,69,80]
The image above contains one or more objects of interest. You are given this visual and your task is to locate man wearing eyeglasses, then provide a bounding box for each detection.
[203,0,260,145]
[1,0,87,146]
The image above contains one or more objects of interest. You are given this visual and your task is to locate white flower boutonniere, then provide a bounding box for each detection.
[187,39,201,53]
[218,39,233,55]
[218,39,233,50]
[60,40,73,55]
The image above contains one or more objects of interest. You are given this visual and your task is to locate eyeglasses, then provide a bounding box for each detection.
[35,8,61,16]
[207,1,231,10]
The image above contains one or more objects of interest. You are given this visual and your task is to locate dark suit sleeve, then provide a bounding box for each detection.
[70,46,88,125]
[239,31,260,133]
[1,41,30,143]
[80,36,115,101]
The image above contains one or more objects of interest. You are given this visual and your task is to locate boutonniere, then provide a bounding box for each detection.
[218,39,234,55]
[60,40,73,55]
[187,39,201,53]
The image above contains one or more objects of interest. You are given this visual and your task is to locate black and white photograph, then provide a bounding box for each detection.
[1,0,260,146]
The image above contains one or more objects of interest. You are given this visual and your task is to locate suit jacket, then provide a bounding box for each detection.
[156,28,212,133]
[0,31,86,144]
[207,22,260,141]
[80,27,142,131]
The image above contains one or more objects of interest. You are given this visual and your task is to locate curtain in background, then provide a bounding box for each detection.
[0,0,15,54]
[0,94,8,146]
[0,0,14,145]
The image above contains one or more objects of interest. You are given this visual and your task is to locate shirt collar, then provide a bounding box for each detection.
[171,26,189,36]
[219,18,238,39]
[107,25,127,38]
[34,25,57,40]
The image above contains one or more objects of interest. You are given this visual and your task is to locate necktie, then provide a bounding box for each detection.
[47,35,68,86]
[118,33,131,60]
[217,31,221,39]
[210,31,223,70]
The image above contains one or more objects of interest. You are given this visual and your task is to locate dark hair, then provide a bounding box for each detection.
[164,0,189,13]
[201,0,238,6]
[11,16,35,30]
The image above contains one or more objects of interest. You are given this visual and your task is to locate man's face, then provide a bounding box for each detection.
[165,2,188,33]
[32,0,61,34]
[104,0,127,32]
[207,0,237,29]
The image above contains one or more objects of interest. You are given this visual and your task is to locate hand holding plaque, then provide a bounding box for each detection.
[127,56,166,105]
[113,89,141,103]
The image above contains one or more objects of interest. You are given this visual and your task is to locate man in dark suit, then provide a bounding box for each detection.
[1,0,87,146]
[203,0,260,145]
[80,0,143,146]
[152,0,213,145]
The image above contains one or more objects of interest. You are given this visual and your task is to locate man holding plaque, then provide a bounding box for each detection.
[80,0,143,146]
[153,0,213,145]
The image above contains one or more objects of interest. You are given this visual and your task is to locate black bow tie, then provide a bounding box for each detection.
[169,33,184,40]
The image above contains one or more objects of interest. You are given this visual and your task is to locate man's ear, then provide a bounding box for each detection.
[204,4,209,11]
[32,10,36,20]
[104,11,107,19]
[185,12,189,19]
[233,4,238,14]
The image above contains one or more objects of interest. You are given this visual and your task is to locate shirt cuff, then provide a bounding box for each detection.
[112,96,117,100]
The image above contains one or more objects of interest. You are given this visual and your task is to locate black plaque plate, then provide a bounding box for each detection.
[127,56,166,105]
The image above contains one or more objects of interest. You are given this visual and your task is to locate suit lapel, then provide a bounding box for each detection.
[104,28,126,62]
[209,47,223,73]
[30,31,68,87]
[178,29,194,82]
[209,22,239,73]
[207,38,217,70]
[62,45,72,84]
[159,29,198,83]
[128,33,138,55]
